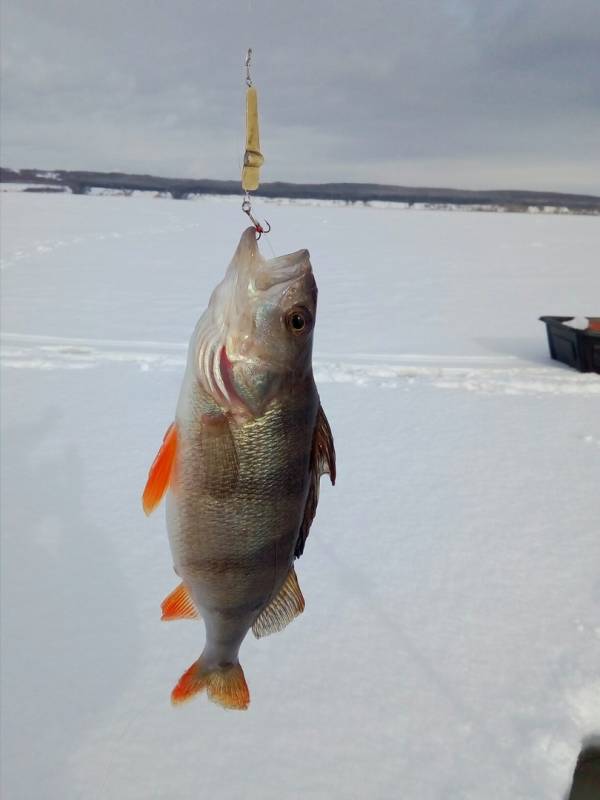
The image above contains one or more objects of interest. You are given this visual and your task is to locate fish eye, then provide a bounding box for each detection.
[291,313,305,331]
[285,306,312,335]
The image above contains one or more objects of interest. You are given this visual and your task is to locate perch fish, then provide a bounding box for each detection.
[143,227,335,709]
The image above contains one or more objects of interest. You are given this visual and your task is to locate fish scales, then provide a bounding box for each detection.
[170,395,317,615]
[143,228,335,709]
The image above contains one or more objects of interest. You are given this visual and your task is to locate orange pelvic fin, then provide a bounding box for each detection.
[142,423,178,515]
[171,658,249,710]
[161,582,200,621]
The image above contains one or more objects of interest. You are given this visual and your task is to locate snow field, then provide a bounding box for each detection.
[1,191,599,800]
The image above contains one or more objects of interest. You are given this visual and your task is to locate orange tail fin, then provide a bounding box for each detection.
[171,658,249,710]
[142,423,178,515]
[161,582,199,621]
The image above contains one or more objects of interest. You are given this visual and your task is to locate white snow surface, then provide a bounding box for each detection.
[1,191,599,800]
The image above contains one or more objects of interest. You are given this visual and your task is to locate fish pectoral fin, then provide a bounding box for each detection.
[142,422,178,515]
[201,414,239,498]
[252,567,305,639]
[172,658,249,710]
[161,581,200,621]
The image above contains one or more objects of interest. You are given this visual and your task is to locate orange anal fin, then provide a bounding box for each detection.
[171,658,249,710]
[142,423,178,515]
[161,582,200,621]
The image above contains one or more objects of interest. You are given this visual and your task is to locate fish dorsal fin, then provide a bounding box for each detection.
[142,423,178,515]
[161,582,200,621]
[314,404,336,483]
[252,567,305,639]
[295,405,336,557]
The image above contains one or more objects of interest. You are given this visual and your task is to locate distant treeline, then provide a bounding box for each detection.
[2,167,599,213]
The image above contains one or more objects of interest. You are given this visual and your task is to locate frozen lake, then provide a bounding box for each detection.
[1,191,599,800]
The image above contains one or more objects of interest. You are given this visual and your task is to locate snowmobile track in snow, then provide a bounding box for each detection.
[1,332,598,396]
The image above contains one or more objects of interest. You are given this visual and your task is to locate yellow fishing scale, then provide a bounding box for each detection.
[241,49,270,237]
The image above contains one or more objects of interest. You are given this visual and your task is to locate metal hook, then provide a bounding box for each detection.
[242,197,270,240]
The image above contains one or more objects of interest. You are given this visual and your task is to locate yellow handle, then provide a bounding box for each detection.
[242,86,264,192]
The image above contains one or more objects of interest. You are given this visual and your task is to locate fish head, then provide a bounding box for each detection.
[194,227,317,416]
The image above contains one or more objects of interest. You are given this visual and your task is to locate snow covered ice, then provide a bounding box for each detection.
[1,191,599,800]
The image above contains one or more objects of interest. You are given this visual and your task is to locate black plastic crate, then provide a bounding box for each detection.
[539,316,600,374]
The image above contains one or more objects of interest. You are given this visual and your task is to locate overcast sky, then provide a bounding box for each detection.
[2,0,599,194]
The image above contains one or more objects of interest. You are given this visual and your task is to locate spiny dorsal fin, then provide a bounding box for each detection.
[161,582,200,621]
[295,404,336,557]
[142,423,178,515]
[252,567,305,639]
[314,404,336,484]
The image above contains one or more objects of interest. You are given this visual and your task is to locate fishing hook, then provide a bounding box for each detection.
[242,197,271,240]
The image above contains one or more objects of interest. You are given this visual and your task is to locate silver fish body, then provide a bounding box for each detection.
[167,380,319,667]
[144,227,335,709]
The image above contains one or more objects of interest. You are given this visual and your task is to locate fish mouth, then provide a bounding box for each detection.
[253,249,311,291]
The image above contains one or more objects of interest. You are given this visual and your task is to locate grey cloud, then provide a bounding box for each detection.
[1,0,599,193]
